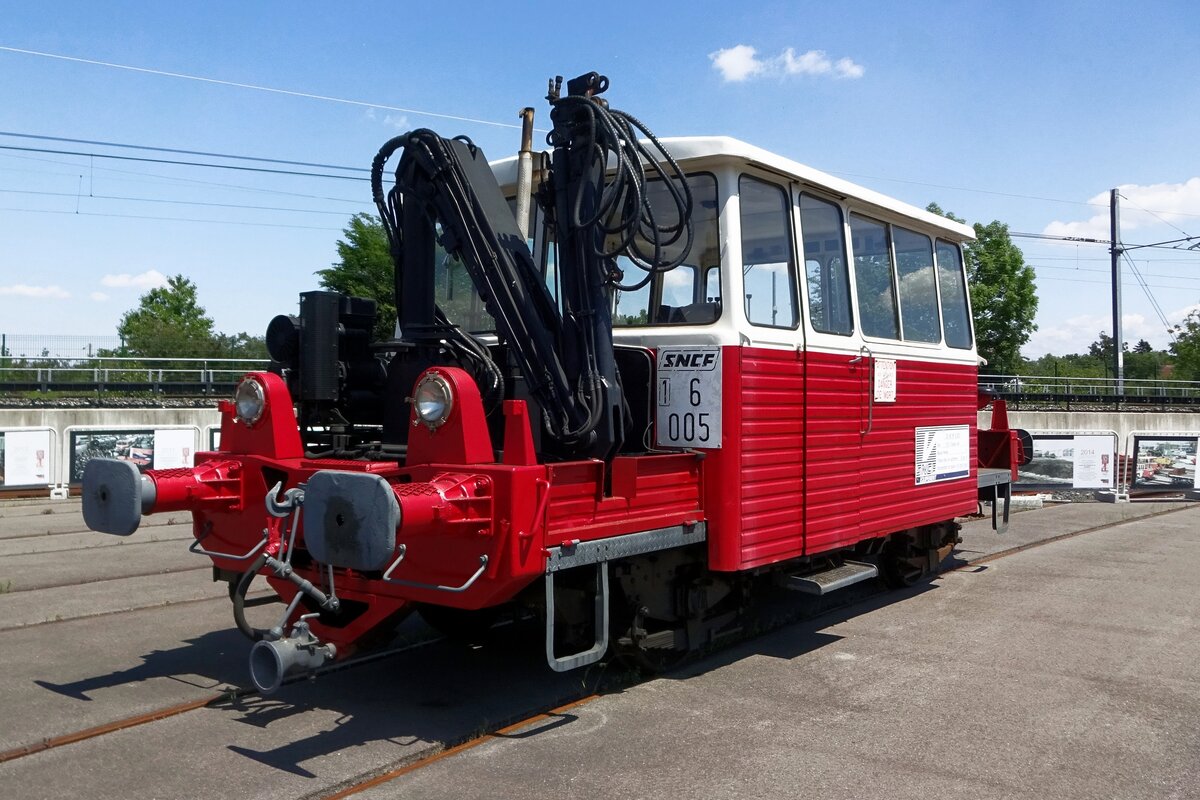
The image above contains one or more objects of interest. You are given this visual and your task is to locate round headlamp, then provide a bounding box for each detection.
[233,377,266,426]
[413,373,454,429]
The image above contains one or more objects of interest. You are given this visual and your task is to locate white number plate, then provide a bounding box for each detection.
[656,347,722,449]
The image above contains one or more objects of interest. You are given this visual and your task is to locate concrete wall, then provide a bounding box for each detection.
[0,407,222,491]
[979,410,1200,449]
[3,405,1197,495]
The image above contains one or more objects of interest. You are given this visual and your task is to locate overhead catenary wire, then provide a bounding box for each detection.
[0,187,368,216]
[0,205,344,231]
[1118,191,1193,238]
[1013,230,1200,253]
[0,143,369,182]
[1030,262,1200,283]
[1122,251,1176,339]
[0,45,530,131]
[0,131,369,173]
[0,150,367,205]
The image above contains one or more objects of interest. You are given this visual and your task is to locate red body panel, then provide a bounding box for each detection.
[704,346,978,571]
[142,351,984,655]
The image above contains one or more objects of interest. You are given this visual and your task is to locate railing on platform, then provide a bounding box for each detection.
[980,374,1200,406]
[0,356,268,395]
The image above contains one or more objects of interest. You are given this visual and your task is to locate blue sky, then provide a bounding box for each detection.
[1,1,1198,362]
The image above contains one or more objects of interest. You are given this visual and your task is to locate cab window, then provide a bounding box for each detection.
[893,226,941,343]
[849,214,899,339]
[740,175,798,329]
[799,193,852,335]
[936,240,973,349]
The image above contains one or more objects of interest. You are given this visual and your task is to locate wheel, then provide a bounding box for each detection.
[611,604,692,674]
[416,603,502,646]
[879,541,929,589]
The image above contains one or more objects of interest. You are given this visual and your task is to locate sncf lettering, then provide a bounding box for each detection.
[663,352,717,369]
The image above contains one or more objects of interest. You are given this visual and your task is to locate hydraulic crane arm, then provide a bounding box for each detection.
[370,73,692,459]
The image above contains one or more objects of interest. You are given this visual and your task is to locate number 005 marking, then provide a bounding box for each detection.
[656,347,722,449]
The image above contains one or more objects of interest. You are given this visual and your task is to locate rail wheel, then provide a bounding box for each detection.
[609,547,739,674]
[879,540,929,588]
[879,522,959,589]
[612,604,692,673]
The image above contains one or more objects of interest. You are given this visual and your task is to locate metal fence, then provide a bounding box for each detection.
[980,374,1200,405]
[0,355,267,394]
[0,333,124,360]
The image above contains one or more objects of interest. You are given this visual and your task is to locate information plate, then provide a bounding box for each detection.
[656,347,722,449]
[915,425,970,485]
[874,358,897,403]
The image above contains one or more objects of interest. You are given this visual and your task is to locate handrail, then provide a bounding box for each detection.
[189,530,268,562]
[382,545,489,593]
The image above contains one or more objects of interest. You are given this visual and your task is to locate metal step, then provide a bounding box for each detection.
[787,560,879,596]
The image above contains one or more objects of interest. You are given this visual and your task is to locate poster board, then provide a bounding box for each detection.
[1016,434,1116,490]
[914,425,970,485]
[69,428,197,484]
[152,429,195,469]
[0,430,52,487]
[1130,436,1199,493]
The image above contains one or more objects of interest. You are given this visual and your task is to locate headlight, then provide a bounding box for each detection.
[413,372,454,429]
[233,378,266,426]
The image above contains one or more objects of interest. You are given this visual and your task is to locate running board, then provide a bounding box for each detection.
[787,561,879,596]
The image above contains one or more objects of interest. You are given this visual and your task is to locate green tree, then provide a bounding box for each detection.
[1087,331,1128,362]
[1133,338,1154,354]
[117,275,216,358]
[212,332,268,359]
[927,204,1038,374]
[1170,309,1200,380]
[316,213,396,341]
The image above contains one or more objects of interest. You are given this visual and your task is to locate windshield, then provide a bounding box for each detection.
[612,173,721,327]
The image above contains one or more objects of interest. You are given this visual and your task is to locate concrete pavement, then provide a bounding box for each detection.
[0,497,1196,799]
[369,504,1200,800]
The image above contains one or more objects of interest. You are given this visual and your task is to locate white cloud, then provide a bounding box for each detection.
[90,291,109,302]
[710,45,865,83]
[0,284,69,299]
[365,107,409,131]
[710,45,762,82]
[1022,306,1198,358]
[100,269,168,290]
[1043,178,1200,240]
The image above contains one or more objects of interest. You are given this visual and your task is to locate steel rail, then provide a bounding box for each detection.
[951,503,1196,570]
[0,589,274,635]
[317,695,601,800]
[0,695,220,765]
[0,636,443,765]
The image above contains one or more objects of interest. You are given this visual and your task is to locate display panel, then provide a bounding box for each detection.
[1016,434,1116,490]
[69,429,196,484]
[1131,436,1198,492]
[0,430,52,487]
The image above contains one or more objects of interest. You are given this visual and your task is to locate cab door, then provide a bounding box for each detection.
[733,174,807,567]
[795,190,866,554]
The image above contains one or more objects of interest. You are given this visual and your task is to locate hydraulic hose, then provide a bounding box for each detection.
[230,553,271,642]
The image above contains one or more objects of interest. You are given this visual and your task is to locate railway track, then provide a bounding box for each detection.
[0,635,446,766]
[306,503,1199,799]
[1,502,1193,794]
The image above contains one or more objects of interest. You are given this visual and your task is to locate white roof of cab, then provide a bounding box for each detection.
[490,135,976,242]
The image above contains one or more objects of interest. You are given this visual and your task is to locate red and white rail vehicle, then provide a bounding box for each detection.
[83,73,1025,691]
